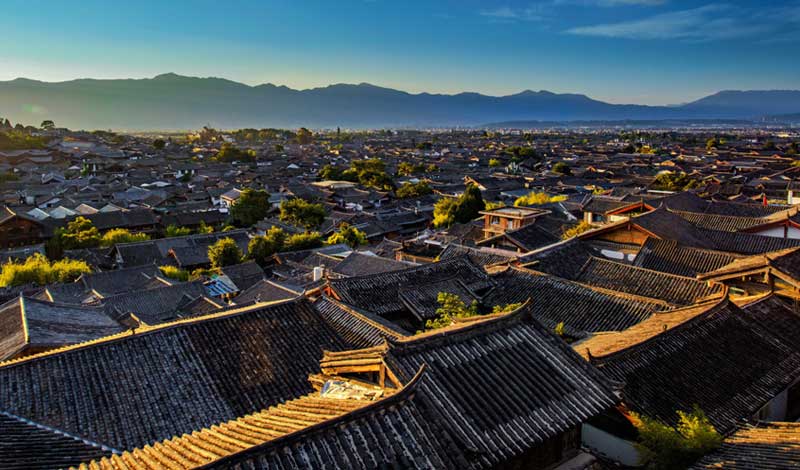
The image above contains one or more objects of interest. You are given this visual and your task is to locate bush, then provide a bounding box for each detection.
[207,238,243,268]
[284,232,324,251]
[0,254,91,287]
[100,228,150,247]
[165,225,192,238]
[488,158,501,168]
[633,406,722,470]
[159,265,189,282]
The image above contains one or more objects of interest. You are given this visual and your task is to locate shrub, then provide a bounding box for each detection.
[432,184,485,229]
[159,265,189,282]
[100,228,150,247]
[0,254,91,287]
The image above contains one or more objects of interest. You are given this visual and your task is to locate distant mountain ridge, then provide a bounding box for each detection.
[0,73,798,130]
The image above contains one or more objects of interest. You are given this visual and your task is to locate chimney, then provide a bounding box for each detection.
[313,266,324,282]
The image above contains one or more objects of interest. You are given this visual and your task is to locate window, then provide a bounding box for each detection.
[491,216,500,225]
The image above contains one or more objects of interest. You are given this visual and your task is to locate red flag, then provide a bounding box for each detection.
[763,194,768,207]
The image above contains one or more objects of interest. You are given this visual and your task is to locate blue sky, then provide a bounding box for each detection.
[2,0,798,104]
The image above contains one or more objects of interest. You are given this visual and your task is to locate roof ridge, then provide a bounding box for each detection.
[0,297,304,368]
[586,255,710,281]
[315,296,408,338]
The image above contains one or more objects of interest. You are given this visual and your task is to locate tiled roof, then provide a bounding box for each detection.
[671,210,769,232]
[328,256,493,318]
[115,229,251,267]
[314,296,409,348]
[633,238,743,277]
[75,389,383,470]
[484,267,660,336]
[0,298,353,451]
[573,256,723,306]
[233,279,301,305]
[0,297,126,360]
[439,243,518,267]
[99,281,208,324]
[330,251,413,277]
[698,247,800,285]
[383,302,619,468]
[691,422,800,469]
[0,411,113,470]
[180,370,464,470]
[591,298,800,434]
[519,238,599,280]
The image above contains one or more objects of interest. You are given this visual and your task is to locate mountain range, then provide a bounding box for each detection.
[1,73,799,130]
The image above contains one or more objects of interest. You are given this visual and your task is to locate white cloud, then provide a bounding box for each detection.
[565,3,794,41]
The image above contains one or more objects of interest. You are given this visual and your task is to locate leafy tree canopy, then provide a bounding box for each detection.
[396,181,432,199]
[207,237,243,268]
[58,217,101,250]
[248,227,287,265]
[327,223,367,248]
[230,189,271,227]
[279,198,326,230]
[0,253,90,287]
[284,232,324,251]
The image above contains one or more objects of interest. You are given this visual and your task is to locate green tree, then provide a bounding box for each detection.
[432,184,486,229]
[165,225,192,238]
[318,164,344,180]
[633,406,722,470]
[396,181,433,199]
[488,158,501,168]
[327,223,367,248]
[100,228,150,247]
[207,237,243,268]
[57,217,101,249]
[230,189,271,227]
[40,120,55,130]
[248,227,287,265]
[397,161,424,176]
[424,292,480,330]
[284,232,324,251]
[652,172,700,191]
[279,198,326,230]
[214,144,256,163]
[552,162,572,175]
[153,138,166,150]
[296,127,314,144]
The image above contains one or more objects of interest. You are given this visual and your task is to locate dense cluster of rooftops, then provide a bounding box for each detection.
[2,128,800,469]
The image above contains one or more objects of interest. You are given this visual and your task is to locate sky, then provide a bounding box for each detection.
[1,0,799,105]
